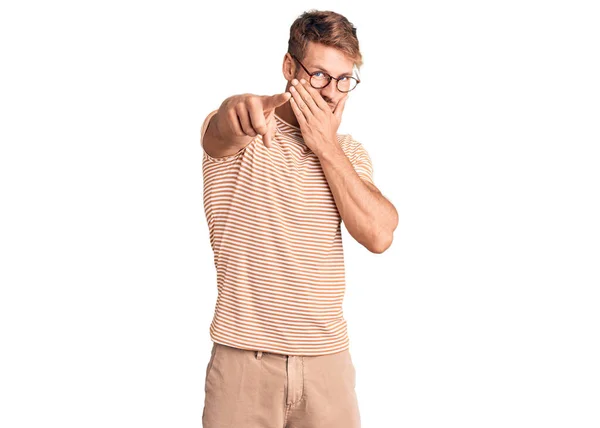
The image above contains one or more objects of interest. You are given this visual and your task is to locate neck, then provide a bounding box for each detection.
[275,103,299,128]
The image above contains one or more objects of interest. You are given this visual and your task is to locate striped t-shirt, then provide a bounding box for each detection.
[200,108,374,356]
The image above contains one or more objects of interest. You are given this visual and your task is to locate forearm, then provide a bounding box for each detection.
[317,144,397,253]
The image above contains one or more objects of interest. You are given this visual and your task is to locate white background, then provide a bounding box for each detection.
[1,1,599,427]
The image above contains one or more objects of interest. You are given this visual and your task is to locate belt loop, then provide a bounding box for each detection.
[256,351,263,360]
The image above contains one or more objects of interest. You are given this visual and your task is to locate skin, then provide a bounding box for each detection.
[203,41,398,253]
[204,91,290,154]
[274,42,351,125]
[275,41,398,253]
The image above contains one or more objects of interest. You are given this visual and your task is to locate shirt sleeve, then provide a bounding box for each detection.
[348,139,375,186]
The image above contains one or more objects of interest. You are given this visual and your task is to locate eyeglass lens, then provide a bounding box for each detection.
[310,74,358,92]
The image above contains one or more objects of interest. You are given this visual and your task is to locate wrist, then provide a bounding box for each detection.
[315,138,343,162]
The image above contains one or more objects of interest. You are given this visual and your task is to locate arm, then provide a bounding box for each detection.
[201,92,291,159]
[317,145,398,253]
[284,77,397,252]
[201,106,254,159]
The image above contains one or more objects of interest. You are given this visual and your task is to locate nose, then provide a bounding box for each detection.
[320,81,338,103]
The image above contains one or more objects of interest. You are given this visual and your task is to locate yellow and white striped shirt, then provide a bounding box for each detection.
[201,109,374,356]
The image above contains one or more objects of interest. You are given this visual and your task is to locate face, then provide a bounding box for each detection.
[284,41,355,112]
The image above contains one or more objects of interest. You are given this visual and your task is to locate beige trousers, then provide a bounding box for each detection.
[202,342,361,428]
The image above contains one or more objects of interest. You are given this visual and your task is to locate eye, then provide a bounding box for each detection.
[313,71,325,78]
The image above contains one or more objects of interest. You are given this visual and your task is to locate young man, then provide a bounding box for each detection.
[200,9,398,428]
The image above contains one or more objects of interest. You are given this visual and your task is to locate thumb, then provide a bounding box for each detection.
[262,91,291,111]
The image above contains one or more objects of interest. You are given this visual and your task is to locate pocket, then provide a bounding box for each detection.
[346,351,357,388]
[205,342,219,380]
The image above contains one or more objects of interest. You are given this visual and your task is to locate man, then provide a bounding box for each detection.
[199,9,398,428]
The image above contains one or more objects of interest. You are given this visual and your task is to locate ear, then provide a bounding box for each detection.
[282,53,296,81]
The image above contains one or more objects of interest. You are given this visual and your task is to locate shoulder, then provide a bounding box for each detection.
[337,133,371,160]
[338,132,359,151]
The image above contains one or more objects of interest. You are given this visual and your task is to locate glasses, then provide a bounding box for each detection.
[291,54,360,93]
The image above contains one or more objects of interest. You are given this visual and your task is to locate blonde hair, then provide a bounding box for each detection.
[287,9,363,72]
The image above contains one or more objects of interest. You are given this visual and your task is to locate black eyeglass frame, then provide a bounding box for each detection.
[290,53,361,93]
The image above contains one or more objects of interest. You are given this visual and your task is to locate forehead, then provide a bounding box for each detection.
[303,42,355,76]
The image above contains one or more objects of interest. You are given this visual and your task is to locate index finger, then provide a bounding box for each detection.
[261,92,292,111]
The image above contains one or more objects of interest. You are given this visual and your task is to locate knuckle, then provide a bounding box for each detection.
[245,96,259,107]
[227,109,238,119]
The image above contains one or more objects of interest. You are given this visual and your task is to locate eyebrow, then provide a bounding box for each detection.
[310,64,354,78]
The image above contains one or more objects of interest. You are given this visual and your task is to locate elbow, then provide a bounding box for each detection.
[388,204,399,232]
[368,210,398,253]
[369,230,394,254]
